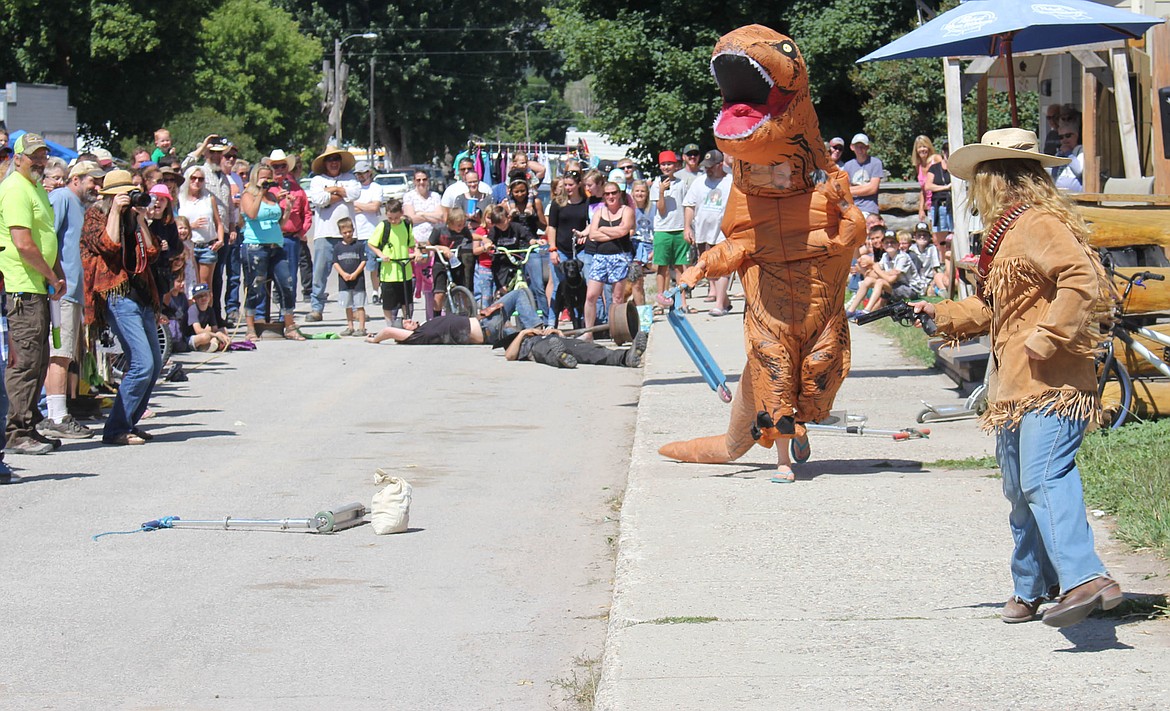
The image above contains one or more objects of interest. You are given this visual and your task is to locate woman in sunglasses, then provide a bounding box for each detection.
[177,166,224,291]
[580,181,634,340]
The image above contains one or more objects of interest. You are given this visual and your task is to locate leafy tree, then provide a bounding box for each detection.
[275,0,550,166]
[486,76,579,144]
[120,107,259,163]
[195,0,323,151]
[542,1,920,163]
[0,0,218,144]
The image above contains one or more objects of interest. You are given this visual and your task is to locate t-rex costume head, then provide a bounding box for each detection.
[710,25,833,198]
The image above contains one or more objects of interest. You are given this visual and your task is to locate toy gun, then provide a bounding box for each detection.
[855,300,937,336]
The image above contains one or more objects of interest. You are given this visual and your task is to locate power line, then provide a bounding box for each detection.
[350,49,556,57]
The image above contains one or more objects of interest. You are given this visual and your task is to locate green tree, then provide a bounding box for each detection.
[542,1,920,162]
[487,76,579,144]
[0,0,219,144]
[195,0,323,150]
[119,106,259,162]
[275,0,550,165]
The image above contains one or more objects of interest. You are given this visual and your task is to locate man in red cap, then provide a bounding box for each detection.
[650,150,691,311]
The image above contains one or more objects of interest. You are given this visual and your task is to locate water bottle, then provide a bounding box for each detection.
[48,285,62,350]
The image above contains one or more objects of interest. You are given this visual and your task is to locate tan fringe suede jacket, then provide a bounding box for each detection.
[933,210,1108,431]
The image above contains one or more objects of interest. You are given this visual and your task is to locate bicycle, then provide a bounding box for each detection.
[493,243,544,326]
[95,322,173,385]
[421,245,476,317]
[1096,268,1170,428]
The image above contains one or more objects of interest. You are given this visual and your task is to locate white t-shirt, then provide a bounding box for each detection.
[650,177,690,232]
[308,173,361,239]
[440,182,493,210]
[403,189,442,244]
[178,194,217,246]
[353,182,385,240]
[683,173,732,245]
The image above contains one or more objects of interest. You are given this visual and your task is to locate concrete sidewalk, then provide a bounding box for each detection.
[598,300,1170,710]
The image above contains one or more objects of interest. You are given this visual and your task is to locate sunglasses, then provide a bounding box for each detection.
[325,156,342,162]
[1059,133,1076,139]
[564,170,582,180]
[603,190,621,196]
[621,165,635,170]
[190,176,205,182]
[830,145,843,151]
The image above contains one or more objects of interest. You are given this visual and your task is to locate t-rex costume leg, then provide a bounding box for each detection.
[659,25,866,464]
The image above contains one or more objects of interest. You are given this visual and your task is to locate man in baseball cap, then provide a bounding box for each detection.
[841,132,883,217]
[680,143,702,179]
[699,149,724,171]
[0,132,65,459]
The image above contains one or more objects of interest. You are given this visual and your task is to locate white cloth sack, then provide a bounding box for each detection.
[371,469,412,534]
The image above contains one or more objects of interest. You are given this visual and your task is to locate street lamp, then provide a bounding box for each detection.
[333,32,378,144]
[524,100,547,144]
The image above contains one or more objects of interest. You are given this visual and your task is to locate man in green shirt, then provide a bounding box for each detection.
[0,133,66,456]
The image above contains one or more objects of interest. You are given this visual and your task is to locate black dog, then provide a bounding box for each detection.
[554,257,587,329]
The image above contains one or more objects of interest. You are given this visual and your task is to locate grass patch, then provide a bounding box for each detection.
[926,455,998,470]
[552,653,601,710]
[849,293,946,369]
[644,616,718,625]
[1078,419,1170,557]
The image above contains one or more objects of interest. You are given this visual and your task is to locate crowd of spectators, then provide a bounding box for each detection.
[0,121,980,478]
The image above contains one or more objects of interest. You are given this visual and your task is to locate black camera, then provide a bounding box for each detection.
[281,179,293,190]
[127,189,153,208]
[262,180,279,190]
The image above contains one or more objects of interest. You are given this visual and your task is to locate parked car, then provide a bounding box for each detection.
[373,171,411,200]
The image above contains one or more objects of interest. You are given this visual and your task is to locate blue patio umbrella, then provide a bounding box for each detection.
[8,129,79,162]
[857,0,1164,125]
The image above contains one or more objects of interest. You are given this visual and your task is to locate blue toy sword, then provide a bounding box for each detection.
[660,288,733,403]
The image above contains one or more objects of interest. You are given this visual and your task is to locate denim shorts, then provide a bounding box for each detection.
[588,253,632,284]
[338,288,367,310]
[193,244,218,265]
[933,203,953,233]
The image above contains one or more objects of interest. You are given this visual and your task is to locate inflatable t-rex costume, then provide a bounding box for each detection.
[659,25,866,464]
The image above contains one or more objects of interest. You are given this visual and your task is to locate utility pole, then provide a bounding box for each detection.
[332,33,377,146]
[369,56,376,169]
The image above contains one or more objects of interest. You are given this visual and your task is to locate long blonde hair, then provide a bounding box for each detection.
[911,135,937,170]
[245,163,275,198]
[968,159,1091,244]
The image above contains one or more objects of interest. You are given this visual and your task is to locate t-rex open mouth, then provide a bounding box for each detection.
[711,51,795,140]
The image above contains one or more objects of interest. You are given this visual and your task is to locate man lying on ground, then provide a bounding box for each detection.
[364,287,538,346]
[497,328,648,369]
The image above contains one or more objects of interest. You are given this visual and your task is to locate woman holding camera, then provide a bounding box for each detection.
[240,163,302,341]
[80,170,163,446]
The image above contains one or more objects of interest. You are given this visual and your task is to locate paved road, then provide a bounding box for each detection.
[597,305,1170,710]
[0,314,641,709]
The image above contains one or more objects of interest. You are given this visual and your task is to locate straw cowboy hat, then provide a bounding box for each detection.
[311,146,355,174]
[98,169,137,195]
[948,127,1069,180]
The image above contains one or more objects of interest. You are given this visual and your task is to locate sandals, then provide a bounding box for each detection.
[283,326,307,341]
[770,465,796,484]
[684,306,698,314]
[652,305,665,316]
[104,432,147,446]
[790,434,811,463]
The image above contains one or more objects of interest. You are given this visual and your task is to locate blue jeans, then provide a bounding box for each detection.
[474,264,494,309]
[480,286,541,343]
[243,243,296,318]
[0,350,8,471]
[525,247,550,320]
[310,237,341,314]
[214,238,242,317]
[103,295,162,441]
[284,236,302,301]
[997,411,1107,601]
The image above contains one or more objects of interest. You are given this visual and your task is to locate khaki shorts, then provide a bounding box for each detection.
[49,299,84,361]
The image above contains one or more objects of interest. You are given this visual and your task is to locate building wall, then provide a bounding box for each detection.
[0,83,77,147]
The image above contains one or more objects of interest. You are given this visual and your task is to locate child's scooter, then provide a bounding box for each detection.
[657,287,732,403]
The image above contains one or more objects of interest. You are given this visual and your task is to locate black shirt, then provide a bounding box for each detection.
[403,315,474,345]
[333,240,366,290]
[548,198,592,255]
[927,163,951,209]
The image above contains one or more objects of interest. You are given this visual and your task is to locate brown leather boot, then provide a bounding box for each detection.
[1002,596,1043,624]
[1041,577,1123,628]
